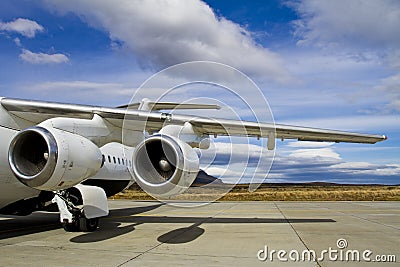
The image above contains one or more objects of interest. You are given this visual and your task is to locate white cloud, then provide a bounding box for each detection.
[331,162,400,176]
[30,80,133,96]
[19,49,69,64]
[333,162,374,170]
[288,148,341,162]
[43,0,291,82]
[375,74,400,112]
[291,0,400,51]
[287,141,334,148]
[199,141,274,184]
[280,115,400,132]
[388,50,400,70]
[14,37,21,47]
[0,18,44,38]
[273,2,400,127]
[199,141,400,184]
[273,145,400,183]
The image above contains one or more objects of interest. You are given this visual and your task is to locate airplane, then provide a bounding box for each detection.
[0,97,387,232]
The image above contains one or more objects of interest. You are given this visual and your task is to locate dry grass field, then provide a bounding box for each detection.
[112,183,400,201]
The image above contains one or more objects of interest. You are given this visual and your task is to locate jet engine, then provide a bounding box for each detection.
[8,126,102,191]
[132,134,199,198]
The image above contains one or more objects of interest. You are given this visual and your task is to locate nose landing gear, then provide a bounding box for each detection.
[53,190,99,232]
[62,214,99,232]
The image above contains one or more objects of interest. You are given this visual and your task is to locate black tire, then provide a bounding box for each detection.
[62,220,80,232]
[79,217,99,232]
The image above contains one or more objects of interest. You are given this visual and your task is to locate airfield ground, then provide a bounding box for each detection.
[0,200,398,266]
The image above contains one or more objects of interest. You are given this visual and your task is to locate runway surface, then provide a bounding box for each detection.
[0,200,399,266]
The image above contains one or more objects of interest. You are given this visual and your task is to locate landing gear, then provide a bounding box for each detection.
[52,185,109,232]
[62,213,99,232]
[62,220,79,232]
[79,217,99,232]
[53,189,100,232]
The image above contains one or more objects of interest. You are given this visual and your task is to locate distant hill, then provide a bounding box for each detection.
[192,170,224,186]
[232,182,399,187]
[194,172,397,187]
[128,169,223,190]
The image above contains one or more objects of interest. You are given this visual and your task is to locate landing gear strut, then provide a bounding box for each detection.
[53,189,99,232]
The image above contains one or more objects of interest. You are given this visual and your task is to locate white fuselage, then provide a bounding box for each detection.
[0,104,138,210]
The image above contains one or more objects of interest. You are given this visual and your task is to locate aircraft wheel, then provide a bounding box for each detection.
[79,217,99,232]
[62,220,80,232]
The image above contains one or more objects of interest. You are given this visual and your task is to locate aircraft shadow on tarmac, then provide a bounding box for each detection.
[69,204,336,244]
[0,212,61,240]
[0,203,335,244]
[0,203,163,241]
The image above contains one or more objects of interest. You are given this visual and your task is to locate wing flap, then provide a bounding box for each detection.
[117,98,220,111]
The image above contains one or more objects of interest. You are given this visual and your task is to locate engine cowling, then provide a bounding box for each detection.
[8,126,102,191]
[132,134,199,198]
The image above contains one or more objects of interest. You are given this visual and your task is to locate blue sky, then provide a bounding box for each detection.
[0,0,399,184]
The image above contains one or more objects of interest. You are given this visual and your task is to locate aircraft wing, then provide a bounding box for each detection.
[173,116,386,144]
[0,97,386,146]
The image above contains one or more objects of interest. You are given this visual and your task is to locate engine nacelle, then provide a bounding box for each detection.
[132,134,199,198]
[8,126,102,191]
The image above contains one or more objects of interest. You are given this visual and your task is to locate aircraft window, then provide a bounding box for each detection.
[118,158,121,164]
[101,155,105,168]
[113,157,116,164]
[122,158,125,165]
[108,155,111,163]
[129,160,132,167]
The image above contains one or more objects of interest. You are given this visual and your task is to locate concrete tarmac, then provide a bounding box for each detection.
[0,200,399,266]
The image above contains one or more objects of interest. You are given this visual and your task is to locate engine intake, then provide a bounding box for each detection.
[9,126,102,191]
[132,134,199,198]
[9,127,57,188]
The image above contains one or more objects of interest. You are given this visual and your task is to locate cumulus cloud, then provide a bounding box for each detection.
[30,80,133,96]
[199,141,274,185]
[277,1,400,121]
[0,18,44,38]
[288,148,341,162]
[280,114,400,132]
[272,145,400,184]
[291,0,400,51]
[330,162,400,177]
[375,74,400,112]
[287,141,334,148]
[19,49,69,64]
[14,37,22,47]
[43,0,290,82]
[202,142,400,184]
